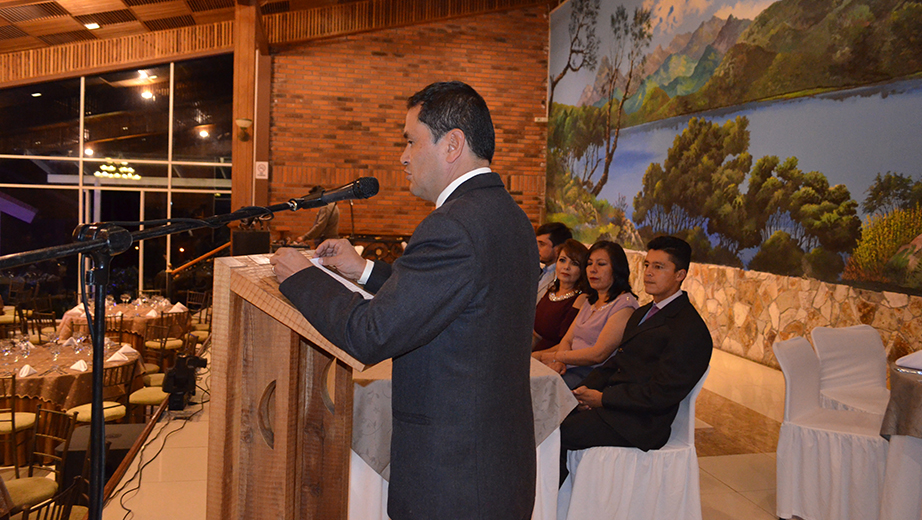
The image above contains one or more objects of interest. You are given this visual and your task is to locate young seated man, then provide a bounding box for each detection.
[559,235,712,483]
[535,222,572,303]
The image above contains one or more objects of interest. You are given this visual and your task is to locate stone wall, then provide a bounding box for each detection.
[624,250,922,369]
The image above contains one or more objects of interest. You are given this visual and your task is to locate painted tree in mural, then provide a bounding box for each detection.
[843,172,922,287]
[862,172,922,215]
[589,6,653,197]
[632,117,752,266]
[547,0,600,110]
[633,116,861,280]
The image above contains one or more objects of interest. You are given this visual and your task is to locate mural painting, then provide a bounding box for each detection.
[547,0,922,293]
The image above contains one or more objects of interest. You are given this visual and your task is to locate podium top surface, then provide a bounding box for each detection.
[217,253,367,371]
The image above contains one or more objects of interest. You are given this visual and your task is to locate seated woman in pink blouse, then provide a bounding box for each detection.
[533,239,589,352]
[534,240,638,389]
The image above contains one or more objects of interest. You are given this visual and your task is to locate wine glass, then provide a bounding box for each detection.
[0,340,13,374]
[73,334,87,355]
[120,293,131,305]
[49,340,62,362]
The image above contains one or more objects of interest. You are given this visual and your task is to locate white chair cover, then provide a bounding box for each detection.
[556,368,709,520]
[774,336,889,520]
[879,434,922,520]
[811,325,890,414]
[348,428,562,520]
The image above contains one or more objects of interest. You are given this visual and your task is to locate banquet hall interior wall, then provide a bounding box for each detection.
[266,5,550,238]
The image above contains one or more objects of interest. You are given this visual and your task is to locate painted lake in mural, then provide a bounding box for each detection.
[597,77,922,222]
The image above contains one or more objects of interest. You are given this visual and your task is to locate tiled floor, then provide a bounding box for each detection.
[101,348,787,519]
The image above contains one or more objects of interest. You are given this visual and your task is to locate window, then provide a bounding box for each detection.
[0,54,233,296]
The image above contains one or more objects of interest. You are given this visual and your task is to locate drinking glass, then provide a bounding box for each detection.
[49,340,62,362]
[73,334,87,355]
[120,293,131,305]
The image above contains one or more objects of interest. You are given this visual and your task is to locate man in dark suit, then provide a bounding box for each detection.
[271,81,538,520]
[559,235,712,483]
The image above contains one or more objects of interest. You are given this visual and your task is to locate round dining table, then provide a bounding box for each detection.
[57,302,190,351]
[5,341,143,411]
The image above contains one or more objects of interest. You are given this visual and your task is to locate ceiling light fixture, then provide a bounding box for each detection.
[85,23,100,30]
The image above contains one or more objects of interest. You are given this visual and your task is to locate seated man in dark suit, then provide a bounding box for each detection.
[559,235,712,483]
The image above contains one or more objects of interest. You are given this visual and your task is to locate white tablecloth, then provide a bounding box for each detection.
[349,357,576,520]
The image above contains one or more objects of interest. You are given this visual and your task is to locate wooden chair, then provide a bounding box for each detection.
[142,311,188,372]
[187,291,212,341]
[27,312,57,345]
[104,314,125,345]
[18,474,83,520]
[0,307,27,339]
[65,362,136,423]
[4,407,78,515]
[6,282,32,309]
[0,374,37,479]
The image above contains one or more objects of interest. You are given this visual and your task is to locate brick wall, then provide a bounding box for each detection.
[269,5,549,239]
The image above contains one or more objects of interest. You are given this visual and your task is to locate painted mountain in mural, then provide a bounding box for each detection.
[577,15,750,109]
[571,0,922,127]
[653,0,922,123]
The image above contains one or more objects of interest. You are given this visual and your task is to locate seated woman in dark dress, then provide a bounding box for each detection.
[534,240,638,389]
[533,239,589,352]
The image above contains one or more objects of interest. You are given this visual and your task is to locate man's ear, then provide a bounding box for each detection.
[675,268,687,284]
[445,129,465,162]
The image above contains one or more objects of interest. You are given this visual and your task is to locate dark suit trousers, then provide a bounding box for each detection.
[559,407,635,486]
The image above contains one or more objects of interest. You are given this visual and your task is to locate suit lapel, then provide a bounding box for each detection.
[621,293,690,344]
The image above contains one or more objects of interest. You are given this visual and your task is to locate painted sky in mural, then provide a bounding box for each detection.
[548,0,922,288]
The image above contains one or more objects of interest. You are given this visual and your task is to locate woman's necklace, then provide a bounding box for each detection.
[548,287,580,302]
[591,297,615,312]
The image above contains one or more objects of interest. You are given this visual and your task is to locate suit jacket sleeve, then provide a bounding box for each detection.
[279,212,479,365]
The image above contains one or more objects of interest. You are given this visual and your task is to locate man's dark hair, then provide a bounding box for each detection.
[308,185,324,195]
[407,81,495,163]
[647,235,692,272]
[586,240,635,304]
[535,222,572,247]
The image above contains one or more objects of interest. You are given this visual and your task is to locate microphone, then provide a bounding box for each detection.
[287,177,379,211]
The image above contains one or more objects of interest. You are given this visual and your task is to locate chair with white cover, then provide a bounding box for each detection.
[810,325,890,415]
[774,336,889,520]
[556,367,709,520]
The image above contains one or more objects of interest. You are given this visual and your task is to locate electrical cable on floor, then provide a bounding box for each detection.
[114,416,191,520]
[109,365,210,518]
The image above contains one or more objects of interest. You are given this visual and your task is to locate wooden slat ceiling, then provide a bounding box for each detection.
[0,0,355,54]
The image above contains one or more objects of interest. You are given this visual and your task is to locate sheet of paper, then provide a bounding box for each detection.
[310,257,373,300]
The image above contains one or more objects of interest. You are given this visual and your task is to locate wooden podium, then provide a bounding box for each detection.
[207,254,367,520]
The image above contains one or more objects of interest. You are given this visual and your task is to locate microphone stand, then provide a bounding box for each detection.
[0,198,313,520]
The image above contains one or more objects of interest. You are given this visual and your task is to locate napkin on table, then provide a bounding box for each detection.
[169,302,188,313]
[896,350,922,370]
[70,360,88,372]
[62,337,77,348]
[106,352,129,363]
[117,345,138,355]
[18,365,37,377]
[146,309,159,318]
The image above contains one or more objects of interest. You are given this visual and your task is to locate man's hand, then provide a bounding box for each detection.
[572,386,603,411]
[313,238,367,281]
[270,247,313,283]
